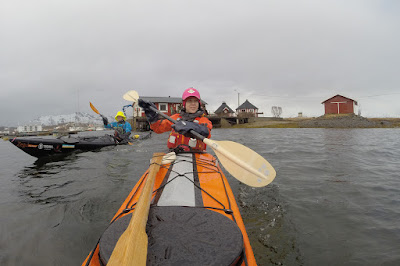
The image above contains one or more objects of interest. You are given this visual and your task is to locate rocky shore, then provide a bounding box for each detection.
[228,115,400,129]
[299,114,377,128]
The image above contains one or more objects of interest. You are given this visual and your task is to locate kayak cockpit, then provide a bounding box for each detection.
[99,206,244,265]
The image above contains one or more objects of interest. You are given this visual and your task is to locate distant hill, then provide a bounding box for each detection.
[29,112,112,126]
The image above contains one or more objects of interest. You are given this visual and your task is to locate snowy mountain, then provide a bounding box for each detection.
[29,112,111,126]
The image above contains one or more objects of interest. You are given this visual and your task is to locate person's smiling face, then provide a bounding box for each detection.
[185,97,199,113]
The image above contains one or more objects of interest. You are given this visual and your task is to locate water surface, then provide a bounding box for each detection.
[1,128,399,265]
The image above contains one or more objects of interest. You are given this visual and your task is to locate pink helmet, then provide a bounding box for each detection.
[182,87,201,107]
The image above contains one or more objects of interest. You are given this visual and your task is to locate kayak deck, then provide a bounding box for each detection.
[83,152,256,266]
[9,133,151,158]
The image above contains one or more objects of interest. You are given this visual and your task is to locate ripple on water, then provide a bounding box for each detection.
[238,184,303,265]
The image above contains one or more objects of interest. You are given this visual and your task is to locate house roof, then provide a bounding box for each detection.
[321,94,358,105]
[236,99,258,110]
[140,96,207,105]
[140,96,182,103]
[215,102,235,114]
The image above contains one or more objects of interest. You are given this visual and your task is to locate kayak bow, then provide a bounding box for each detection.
[82,151,257,266]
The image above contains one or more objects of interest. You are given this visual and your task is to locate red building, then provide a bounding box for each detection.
[138,96,207,117]
[322,94,358,115]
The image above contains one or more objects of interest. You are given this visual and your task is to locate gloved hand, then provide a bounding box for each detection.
[172,120,209,137]
[114,131,122,142]
[102,116,108,126]
[114,131,131,143]
[138,99,159,123]
[138,99,155,110]
[120,132,131,140]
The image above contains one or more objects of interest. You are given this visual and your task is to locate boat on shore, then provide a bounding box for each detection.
[9,133,151,159]
[82,151,257,265]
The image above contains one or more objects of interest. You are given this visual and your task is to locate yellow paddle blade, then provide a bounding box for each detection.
[89,102,100,115]
[108,153,164,266]
[123,90,139,102]
[203,139,276,187]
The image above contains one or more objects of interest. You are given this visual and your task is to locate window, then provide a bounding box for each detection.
[159,103,167,112]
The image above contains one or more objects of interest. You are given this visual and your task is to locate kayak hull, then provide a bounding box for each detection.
[9,134,147,158]
[82,152,257,266]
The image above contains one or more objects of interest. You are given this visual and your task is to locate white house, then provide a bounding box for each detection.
[0,128,10,135]
[17,125,43,133]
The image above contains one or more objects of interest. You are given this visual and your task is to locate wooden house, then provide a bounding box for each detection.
[236,100,259,117]
[322,94,358,115]
[214,102,235,117]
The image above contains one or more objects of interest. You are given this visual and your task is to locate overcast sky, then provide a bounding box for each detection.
[1,0,399,126]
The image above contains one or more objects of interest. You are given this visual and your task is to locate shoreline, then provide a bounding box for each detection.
[226,115,400,129]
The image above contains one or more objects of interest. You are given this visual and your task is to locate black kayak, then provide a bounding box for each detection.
[9,133,151,158]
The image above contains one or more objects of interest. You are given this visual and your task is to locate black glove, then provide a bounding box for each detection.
[138,99,159,123]
[120,132,131,140]
[114,131,121,141]
[102,116,108,126]
[172,120,209,137]
[114,131,131,143]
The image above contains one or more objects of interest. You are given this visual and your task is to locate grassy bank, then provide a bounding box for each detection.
[369,118,400,128]
[228,116,400,129]
[231,121,300,128]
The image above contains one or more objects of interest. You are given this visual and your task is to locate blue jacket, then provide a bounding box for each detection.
[104,121,132,133]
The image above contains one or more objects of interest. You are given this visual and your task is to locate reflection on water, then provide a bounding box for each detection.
[1,129,400,265]
[17,154,81,205]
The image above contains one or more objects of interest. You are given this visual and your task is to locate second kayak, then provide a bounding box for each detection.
[9,133,151,158]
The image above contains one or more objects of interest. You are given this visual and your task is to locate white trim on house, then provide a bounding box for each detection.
[159,103,168,112]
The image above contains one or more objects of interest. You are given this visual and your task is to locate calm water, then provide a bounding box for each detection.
[1,128,399,265]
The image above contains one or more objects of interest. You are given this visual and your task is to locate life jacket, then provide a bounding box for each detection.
[150,114,212,151]
[106,121,132,134]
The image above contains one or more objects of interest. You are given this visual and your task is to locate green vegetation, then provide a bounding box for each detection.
[232,122,300,128]
[224,116,400,129]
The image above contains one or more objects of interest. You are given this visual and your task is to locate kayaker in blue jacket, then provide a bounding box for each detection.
[103,111,132,143]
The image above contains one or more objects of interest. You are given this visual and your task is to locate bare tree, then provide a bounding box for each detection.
[271,106,282,118]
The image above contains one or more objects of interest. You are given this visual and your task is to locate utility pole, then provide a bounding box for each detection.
[234,89,240,108]
[132,102,137,131]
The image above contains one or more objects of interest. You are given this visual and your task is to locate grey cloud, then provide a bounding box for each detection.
[1,0,399,125]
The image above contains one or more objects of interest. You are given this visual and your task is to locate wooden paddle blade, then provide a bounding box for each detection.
[204,139,276,187]
[123,90,139,102]
[89,102,100,115]
[108,153,164,266]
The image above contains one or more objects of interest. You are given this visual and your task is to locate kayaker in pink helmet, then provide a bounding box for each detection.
[139,88,212,151]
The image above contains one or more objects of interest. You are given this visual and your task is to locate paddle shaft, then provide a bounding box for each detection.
[148,105,276,187]
[148,106,205,141]
[108,152,164,265]
[127,91,276,187]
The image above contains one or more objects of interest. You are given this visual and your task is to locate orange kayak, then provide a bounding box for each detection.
[82,151,257,265]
